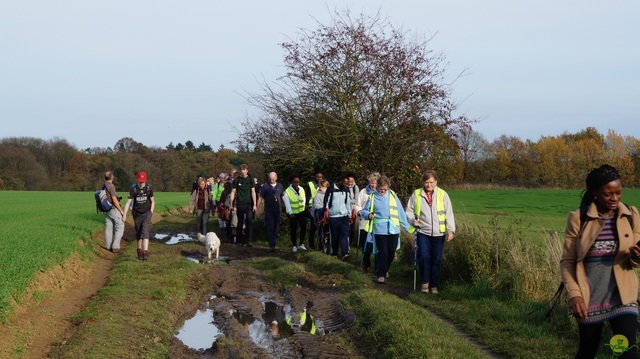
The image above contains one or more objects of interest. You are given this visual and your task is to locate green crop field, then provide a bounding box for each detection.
[0,190,188,319]
[449,188,640,233]
[2,188,640,321]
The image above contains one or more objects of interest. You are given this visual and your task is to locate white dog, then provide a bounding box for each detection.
[197,232,220,261]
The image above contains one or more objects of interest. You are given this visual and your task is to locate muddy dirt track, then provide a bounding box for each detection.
[0,210,363,358]
[0,209,500,358]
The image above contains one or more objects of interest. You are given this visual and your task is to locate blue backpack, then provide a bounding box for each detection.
[95,185,113,213]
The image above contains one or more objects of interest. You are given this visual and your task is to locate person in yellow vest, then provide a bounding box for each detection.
[354,171,381,274]
[405,170,456,294]
[361,175,415,284]
[306,170,324,250]
[284,174,308,252]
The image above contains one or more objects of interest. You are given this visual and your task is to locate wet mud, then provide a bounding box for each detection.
[158,230,357,358]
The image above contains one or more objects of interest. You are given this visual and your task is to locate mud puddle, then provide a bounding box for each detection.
[175,296,222,350]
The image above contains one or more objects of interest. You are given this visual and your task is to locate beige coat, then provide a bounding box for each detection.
[560,202,640,307]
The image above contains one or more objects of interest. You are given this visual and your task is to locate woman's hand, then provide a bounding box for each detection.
[569,297,587,319]
[630,244,640,259]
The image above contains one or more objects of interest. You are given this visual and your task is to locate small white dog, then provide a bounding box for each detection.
[197,232,220,261]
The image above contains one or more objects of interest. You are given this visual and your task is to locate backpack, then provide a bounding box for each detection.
[95,185,113,213]
[546,203,635,317]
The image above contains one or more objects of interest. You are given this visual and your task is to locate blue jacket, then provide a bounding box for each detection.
[323,183,352,218]
[361,190,413,235]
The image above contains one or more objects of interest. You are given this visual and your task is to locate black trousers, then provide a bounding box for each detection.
[576,314,638,359]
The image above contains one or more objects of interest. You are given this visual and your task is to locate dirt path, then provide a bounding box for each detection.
[1,209,501,358]
[0,234,116,358]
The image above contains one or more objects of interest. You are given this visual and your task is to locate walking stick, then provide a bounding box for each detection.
[413,238,417,291]
[413,222,419,292]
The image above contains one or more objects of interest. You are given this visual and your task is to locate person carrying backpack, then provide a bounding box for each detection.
[561,164,640,358]
[102,171,125,253]
[124,172,155,261]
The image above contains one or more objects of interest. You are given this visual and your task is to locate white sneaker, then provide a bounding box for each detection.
[298,244,307,251]
[292,246,298,252]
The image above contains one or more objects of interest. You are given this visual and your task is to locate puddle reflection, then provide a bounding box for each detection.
[175,298,221,350]
[232,301,318,351]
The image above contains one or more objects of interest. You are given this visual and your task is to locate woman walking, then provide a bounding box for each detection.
[561,164,640,358]
[361,175,415,284]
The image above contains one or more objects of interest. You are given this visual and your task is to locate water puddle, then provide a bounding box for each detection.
[175,296,222,350]
[231,300,321,352]
[154,233,197,245]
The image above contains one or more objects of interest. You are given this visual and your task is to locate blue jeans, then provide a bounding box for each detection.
[328,216,350,256]
[264,209,281,248]
[416,233,445,287]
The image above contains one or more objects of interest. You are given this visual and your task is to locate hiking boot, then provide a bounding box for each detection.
[292,246,298,252]
[111,248,120,254]
[430,287,438,294]
[137,249,144,260]
[375,277,385,284]
[421,283,429,293]
[298,244,307,251]
[342,253,350,261]
[270,246,276,252]
[386,272,390,279]
[142,250,149,261]
[362,267,369,274]
[247,242,253,247]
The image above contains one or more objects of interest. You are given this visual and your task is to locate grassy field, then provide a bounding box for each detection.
[4,188,640,357]
[0,190,189,321]
[450,188,640,233]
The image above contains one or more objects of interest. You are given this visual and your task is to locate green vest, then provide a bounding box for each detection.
[212,182,224,201]
[414,188,447,233]
[285,187,306,214]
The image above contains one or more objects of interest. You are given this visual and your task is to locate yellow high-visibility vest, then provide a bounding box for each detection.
[414,188,446,233]
[307,181,317,206]
[285,187,306,214]
[365,191,401,233]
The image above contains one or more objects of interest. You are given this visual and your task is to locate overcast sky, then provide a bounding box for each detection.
[1,1,638,150]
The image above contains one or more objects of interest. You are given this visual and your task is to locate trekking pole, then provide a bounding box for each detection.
[413,221,419,292]
[413,239,417,292]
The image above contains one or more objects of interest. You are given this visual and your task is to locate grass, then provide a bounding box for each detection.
[0,190,188,322]
[49,234,209,358]
[5,188,640,357]
[449,188,640,234]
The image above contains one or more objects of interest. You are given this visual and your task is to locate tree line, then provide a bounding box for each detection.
[0,136,261,192]
[1,126,638,196]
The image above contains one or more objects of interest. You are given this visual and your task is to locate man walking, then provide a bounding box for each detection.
[257,172,284,251]
[103,171,124,253]
[124,172,155,260]
[229,164,257,247]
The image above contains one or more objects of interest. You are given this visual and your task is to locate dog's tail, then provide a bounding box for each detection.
[197,233,205,243]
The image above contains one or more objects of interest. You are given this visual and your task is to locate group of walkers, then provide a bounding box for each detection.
[100,162,640,357]
[188,164,457,293]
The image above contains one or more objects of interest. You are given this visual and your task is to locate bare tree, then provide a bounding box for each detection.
[238,8,469,196]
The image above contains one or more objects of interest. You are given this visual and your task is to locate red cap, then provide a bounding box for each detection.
[137,172,147,182]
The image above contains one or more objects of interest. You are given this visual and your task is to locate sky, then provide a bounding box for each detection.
[1,1,638,151]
